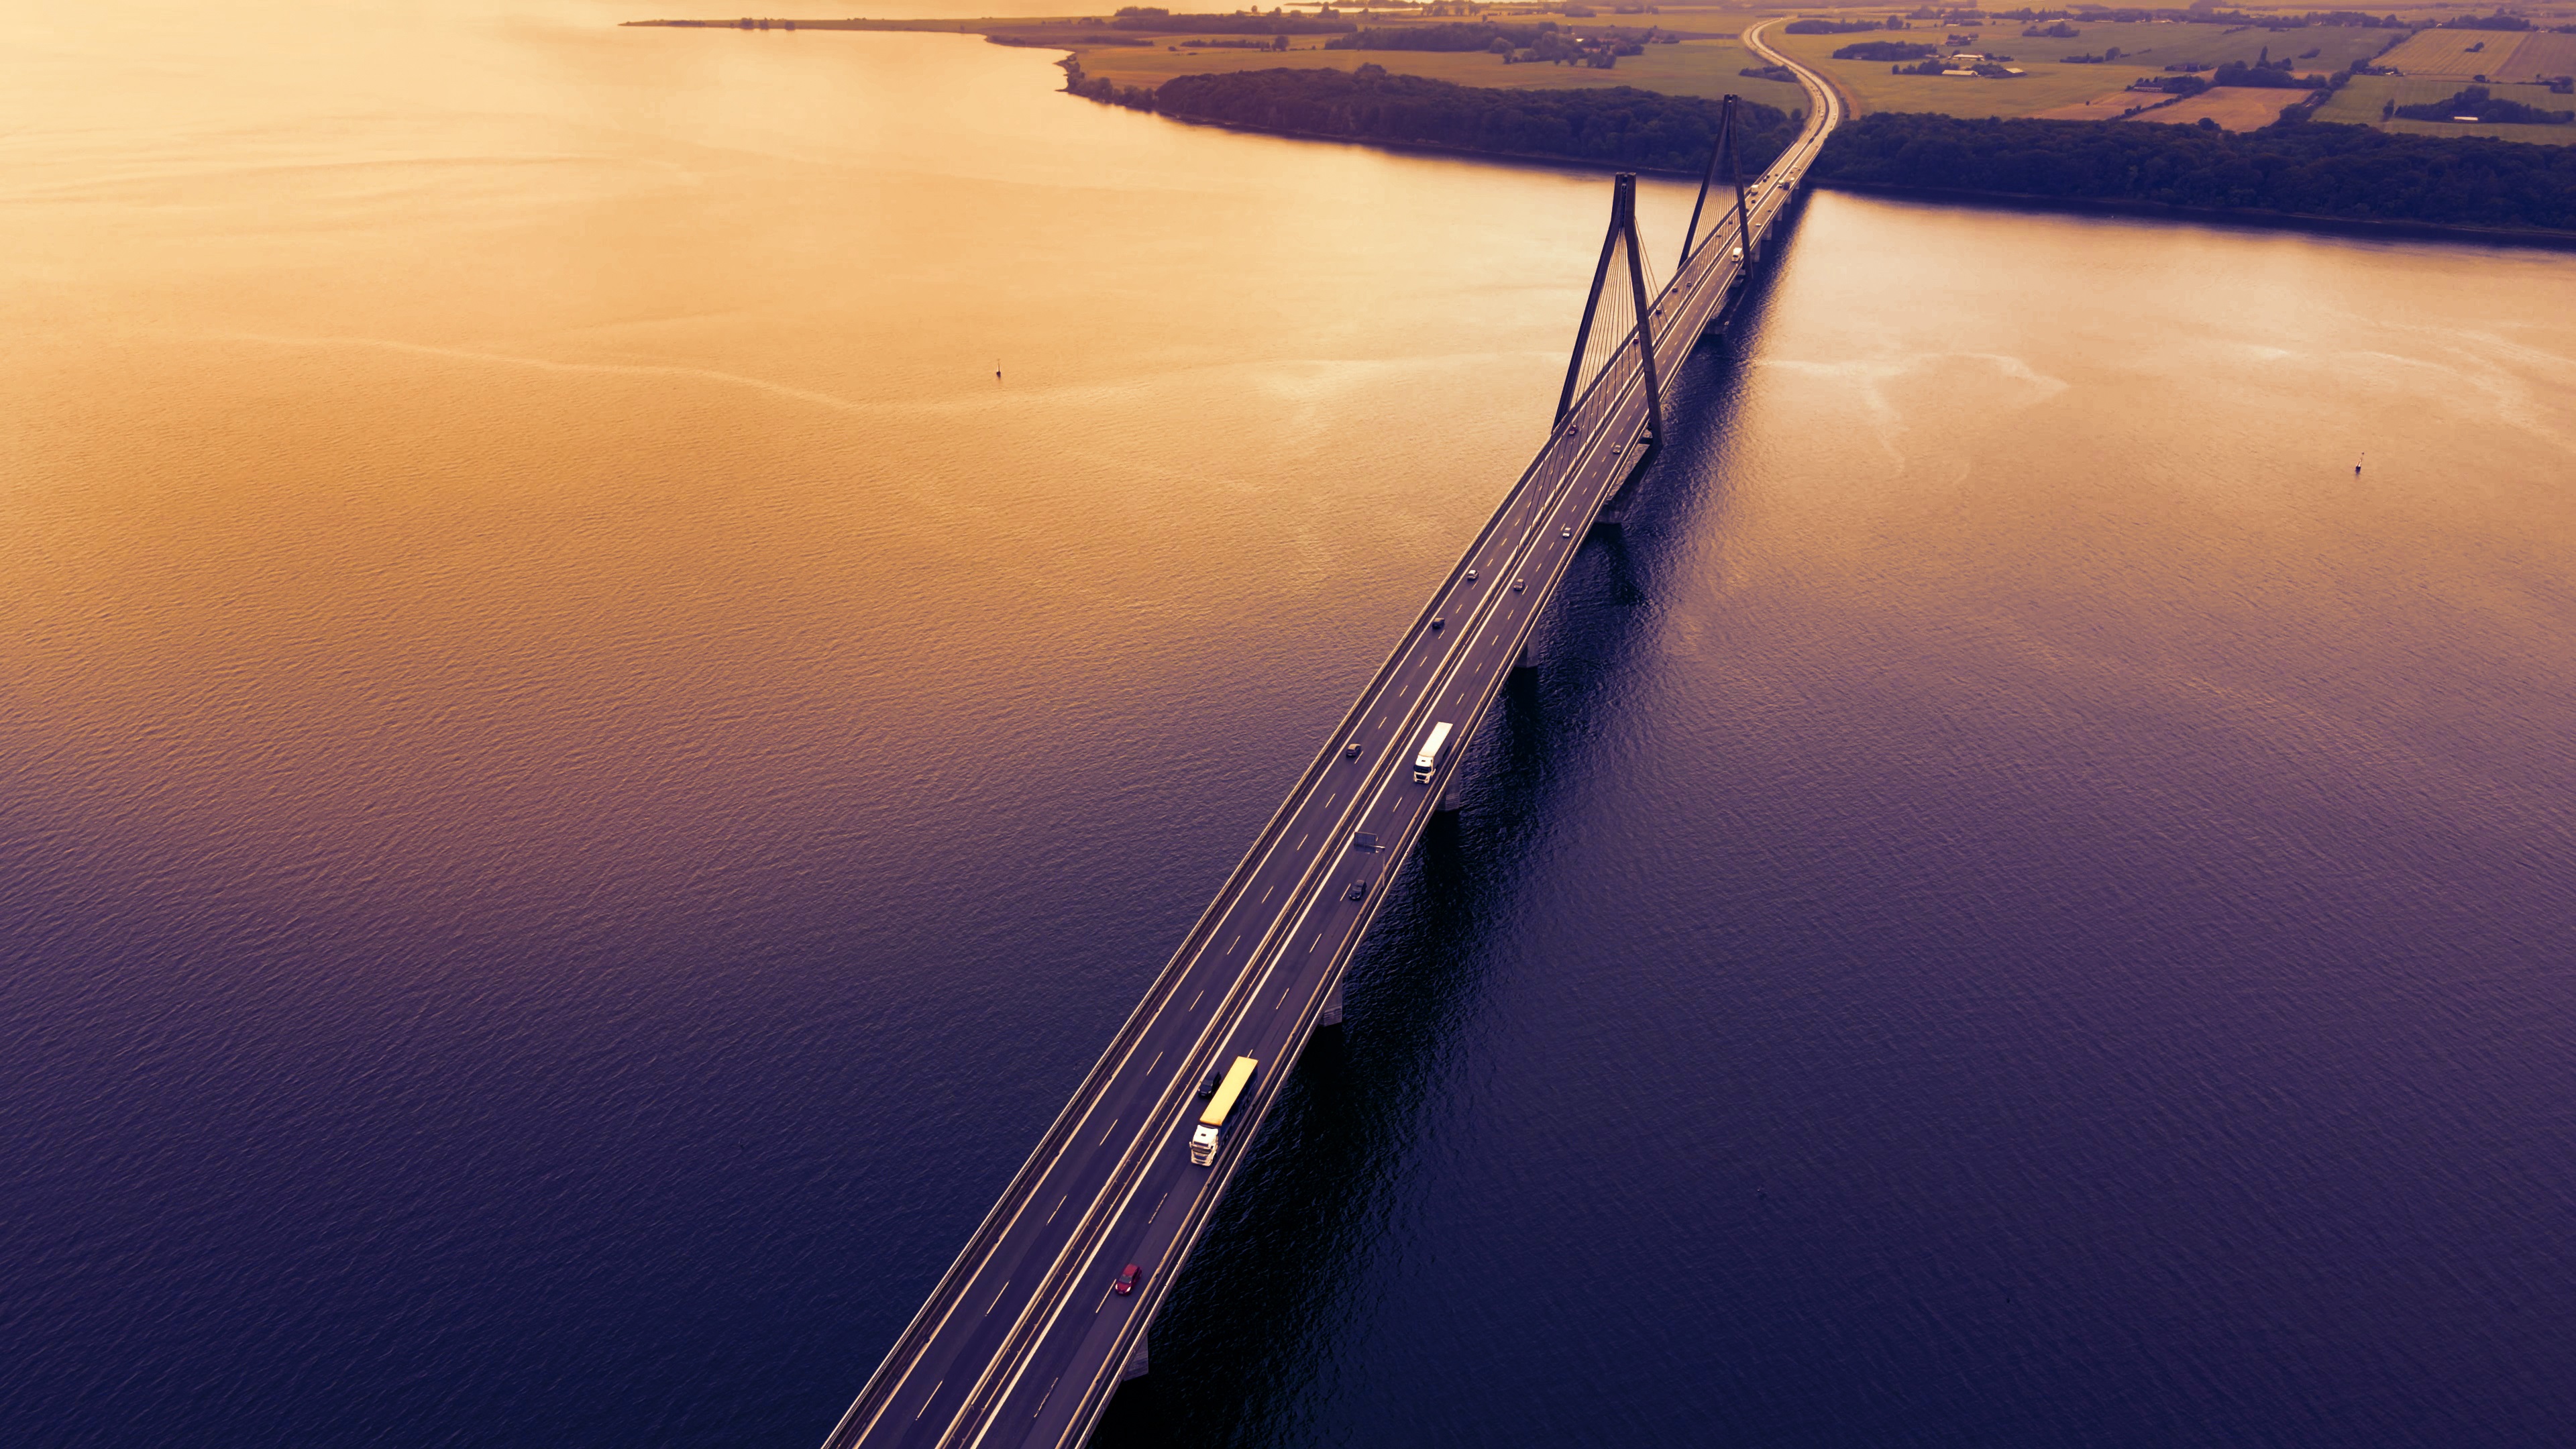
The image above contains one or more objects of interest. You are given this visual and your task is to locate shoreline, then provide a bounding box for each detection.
[628,21,2576,250]
[1810,178,2576,252]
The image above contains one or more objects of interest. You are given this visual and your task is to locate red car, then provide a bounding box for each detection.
[1111,1264,1141,1297]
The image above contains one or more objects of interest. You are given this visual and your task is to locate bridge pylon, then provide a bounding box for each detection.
[1552,172,1664,446]
[1679,94,1754,274]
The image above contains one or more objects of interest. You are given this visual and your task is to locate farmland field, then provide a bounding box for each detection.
[2131,85,2310,131]
[2314,74,2576,148]
[2031,89,2162,121]
[1761,19,2398,121]
[2378,29,2531,79]
[1066,37,1809,111]
[2502,32,2576,83]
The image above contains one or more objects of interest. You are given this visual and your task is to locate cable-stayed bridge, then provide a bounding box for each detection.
[818,24,1842,1448]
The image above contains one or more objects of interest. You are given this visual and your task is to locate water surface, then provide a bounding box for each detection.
[6,6,2574,1448]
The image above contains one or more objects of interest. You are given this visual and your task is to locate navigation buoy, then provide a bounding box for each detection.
[2355,451,2364,476]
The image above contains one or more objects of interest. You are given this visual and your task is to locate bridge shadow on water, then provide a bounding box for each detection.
[1090,203,1809,1448]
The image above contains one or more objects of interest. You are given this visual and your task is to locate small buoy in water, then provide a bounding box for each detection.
[2355,451,2364,476]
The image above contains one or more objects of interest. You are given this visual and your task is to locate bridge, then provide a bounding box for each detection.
[820,25,1843,1448]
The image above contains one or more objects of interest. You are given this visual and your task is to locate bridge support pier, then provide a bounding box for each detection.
[1512,641,1536,674]
[1318,979,1344,1028]
[1118,1330,1149,1385]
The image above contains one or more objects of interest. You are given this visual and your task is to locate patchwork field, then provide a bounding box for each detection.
[2503,32,2576,83]
[2031,89,2164,121]
[1761,18,2399,121]
[2316,73,2576,147]
[1065,38,1809,111]
[2379,29,2530,79]
[2131,85,2310,131]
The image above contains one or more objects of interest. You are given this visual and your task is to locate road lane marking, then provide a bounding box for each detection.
[1146,1191,1167,1225]
[916,1381,942,1419]
[1034,1377,1057,1418]
[1277,987,1291,1010]
[1260,886,1273,904]
[1226,934,1239,953]
[1188,989,1203,1010]
[1147,1051,1162,1075]
[987,1282,1010,1315]
[894,160,1763,1430]
[1295,834,1307,849]
[1047,1195,1066,1224]
[1099,1120,1118,1146]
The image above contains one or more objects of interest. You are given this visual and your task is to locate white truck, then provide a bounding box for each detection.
[1412,721,1455,784]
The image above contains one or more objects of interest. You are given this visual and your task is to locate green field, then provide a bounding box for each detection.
[680,9,2576,148]
[1069,36,1810,110]
[2316,74,2576,146]
[1761,18,2411,122]
[2379,28,2526,78]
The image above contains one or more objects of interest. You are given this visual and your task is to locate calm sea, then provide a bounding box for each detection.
[7,4,2573,1446]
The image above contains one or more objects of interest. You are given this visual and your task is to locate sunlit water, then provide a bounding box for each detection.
[7,5,2574,1448]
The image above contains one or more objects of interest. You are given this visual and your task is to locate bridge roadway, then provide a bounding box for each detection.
[822,24,1840,1448]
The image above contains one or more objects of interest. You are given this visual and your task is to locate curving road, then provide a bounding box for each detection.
[819,26,1841,1449]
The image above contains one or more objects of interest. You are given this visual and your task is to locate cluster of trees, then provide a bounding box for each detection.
[2393,85,2575,124]
[1835,40,1939,60]
[2433,11,2532,31]
[1814,111,2576,231]
[1324,20,1660,67]
[2063,47,2127,62]
[1324,21,1560,51]
[2210,56,2326,89]
[1740,62,1796,82]
[1785,18,1886,34]
[2022,21,2081,37]
[1958,7,2406,25]
[1108,7,1352,34]
[1081,64,1801,174]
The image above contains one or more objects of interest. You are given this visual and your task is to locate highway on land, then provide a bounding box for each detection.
[821,25,1841,1448]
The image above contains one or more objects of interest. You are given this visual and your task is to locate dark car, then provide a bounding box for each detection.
[1346,879,1369,901]
[1112,1264,1140,1296]
[1198,1068,1221,1099]
[1344,740,1362,759]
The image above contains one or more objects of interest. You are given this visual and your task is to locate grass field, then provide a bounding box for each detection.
[776,9,2576,149]
[2315,73,2576,146]
[2031,89,2161,121]
[2378,29,2530,79]
[1067,38,1811,111]
[1762,30,2158,118]
[2132,85,2310,131]
[1758,18,2405,122]
[2500,32,2576,84]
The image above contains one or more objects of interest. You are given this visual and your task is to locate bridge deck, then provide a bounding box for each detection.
[822,24,1843,1448]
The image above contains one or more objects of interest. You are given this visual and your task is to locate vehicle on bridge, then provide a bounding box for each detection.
[1189,1055,1260,1166]
[1413,721,1455,784]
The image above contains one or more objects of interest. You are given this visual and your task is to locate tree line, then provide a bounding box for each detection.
[1813,111,2576,232]
[1072,64,1799,174]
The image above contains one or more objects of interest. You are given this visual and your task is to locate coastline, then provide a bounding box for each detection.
[628,21,2576,250]
[1810,178,2576,252]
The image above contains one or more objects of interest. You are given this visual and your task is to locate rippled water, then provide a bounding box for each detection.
[7,5,2574,1448]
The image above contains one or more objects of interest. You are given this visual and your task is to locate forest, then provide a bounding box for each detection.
[1813,112,2576,232]
[1077,65,1799,175]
